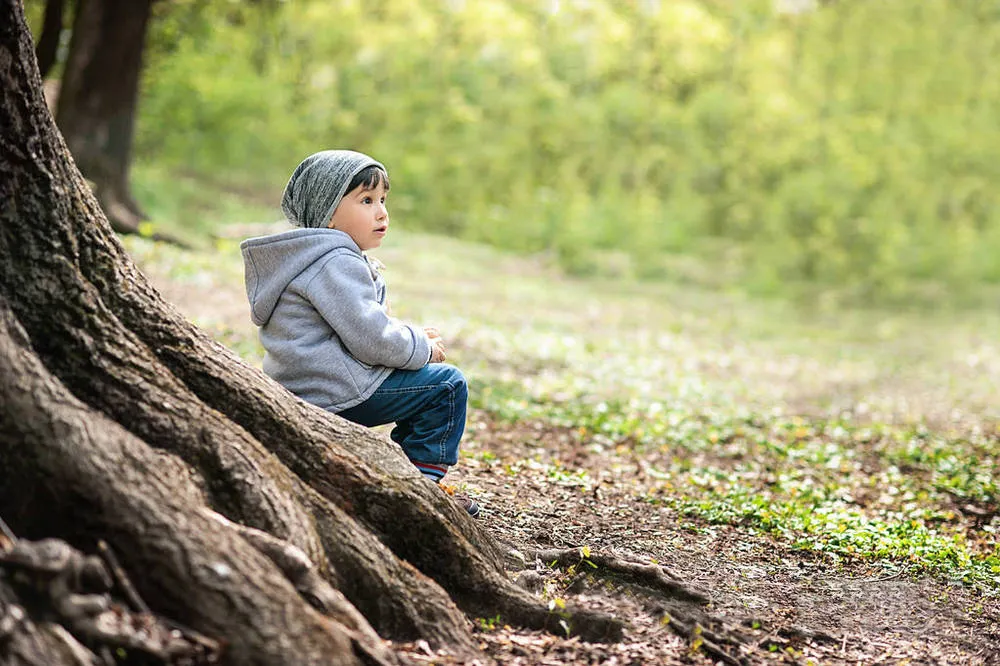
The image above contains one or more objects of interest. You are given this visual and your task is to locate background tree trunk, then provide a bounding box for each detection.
[0,2,623,662]
[34,0,67,78]
[54,0,151,234]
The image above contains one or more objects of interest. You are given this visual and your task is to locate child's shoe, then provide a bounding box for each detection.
[439,483,482,518]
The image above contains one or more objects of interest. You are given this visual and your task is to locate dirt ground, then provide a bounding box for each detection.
[132,237,1000,666]
[422,418,1000,665]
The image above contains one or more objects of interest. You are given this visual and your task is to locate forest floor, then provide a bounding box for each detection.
[125,223,1000,666]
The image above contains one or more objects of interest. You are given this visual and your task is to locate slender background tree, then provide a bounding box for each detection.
[53,0,154,235]
[32,0,65,78]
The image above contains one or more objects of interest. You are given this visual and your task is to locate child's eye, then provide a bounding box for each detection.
[361,196,373,204]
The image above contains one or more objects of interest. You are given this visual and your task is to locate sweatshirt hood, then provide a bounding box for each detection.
[281,150,385,229]
[240,228,360,326]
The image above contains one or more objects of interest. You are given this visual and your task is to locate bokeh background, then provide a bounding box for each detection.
[28,0,1000,306]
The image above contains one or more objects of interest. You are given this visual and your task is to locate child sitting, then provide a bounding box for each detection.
[240,150,480,517]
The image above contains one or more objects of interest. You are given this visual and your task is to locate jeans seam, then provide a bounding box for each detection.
[373,380,458,396]
[439,382,456,464]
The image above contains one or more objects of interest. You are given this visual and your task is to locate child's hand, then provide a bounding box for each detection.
[430,340,446,363]
[425,327,446,363]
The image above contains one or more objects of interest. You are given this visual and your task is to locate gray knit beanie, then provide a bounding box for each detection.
[281,150,387,229]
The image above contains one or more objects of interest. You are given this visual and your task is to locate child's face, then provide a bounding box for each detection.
[327,182,389,251]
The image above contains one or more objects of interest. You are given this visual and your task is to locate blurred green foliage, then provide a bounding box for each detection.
[42,0,1000,301]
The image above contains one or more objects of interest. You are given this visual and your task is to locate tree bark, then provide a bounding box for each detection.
[1,578,100,666]
[54,0,151,234]
[0,305,394,666]
[0,1,624,662]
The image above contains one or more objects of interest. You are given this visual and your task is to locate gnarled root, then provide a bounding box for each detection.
[527,547,709,603]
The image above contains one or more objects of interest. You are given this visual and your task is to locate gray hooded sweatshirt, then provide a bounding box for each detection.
[241,227,432,412]
[240,150,431,412]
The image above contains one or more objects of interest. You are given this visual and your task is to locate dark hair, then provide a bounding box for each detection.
[347,164,390,193]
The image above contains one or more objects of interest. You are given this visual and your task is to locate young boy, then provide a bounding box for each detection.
[240,149,480,517]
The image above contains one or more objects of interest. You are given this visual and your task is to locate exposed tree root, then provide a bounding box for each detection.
[527,547,710,603]
[510,545,755,663]
[200,508,391,658]
[659,605,750,666]
[1,535,223,665]
[0,585,105,666]
[0,304,400,665]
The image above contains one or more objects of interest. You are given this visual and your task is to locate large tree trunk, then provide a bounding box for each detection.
[54,0,150,235]
[0,2,622,663]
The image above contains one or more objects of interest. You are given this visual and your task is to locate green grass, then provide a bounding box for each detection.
[123,216,1000,597]
[131,161,281,243]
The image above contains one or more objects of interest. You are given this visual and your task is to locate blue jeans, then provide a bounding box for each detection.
[337,364,467,481]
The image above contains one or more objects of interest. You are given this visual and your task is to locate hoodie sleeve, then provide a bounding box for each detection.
[304,252,431,370]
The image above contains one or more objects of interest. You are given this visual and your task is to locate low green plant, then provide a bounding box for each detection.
[475,614,504,631]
